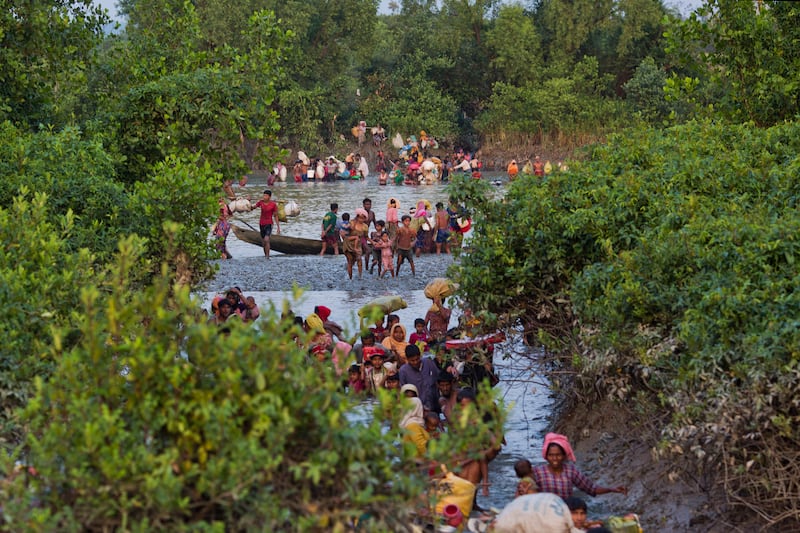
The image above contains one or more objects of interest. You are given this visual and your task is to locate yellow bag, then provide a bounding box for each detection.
[276,201,287,222]
[433,472,476,520]
[358,296,408,326]
[424,278,455,301]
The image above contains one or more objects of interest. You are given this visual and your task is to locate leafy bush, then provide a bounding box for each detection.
[0,122,131,261]
[0,192,98,447]
[129,155,221,285]
[454,120,800,526]
[2,240,502,531]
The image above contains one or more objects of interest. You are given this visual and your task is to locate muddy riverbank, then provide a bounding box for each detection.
[201,254,456,293]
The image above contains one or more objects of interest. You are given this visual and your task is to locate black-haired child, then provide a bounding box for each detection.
[514,459,538,498]
[408,317,430,352]
[563,496,604,531]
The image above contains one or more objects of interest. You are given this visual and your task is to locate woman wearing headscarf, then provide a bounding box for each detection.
[400,390,429,457]
[314,305,344,341]
[532,432,627,500]
[305,313,333,356]
[381,323,409,365]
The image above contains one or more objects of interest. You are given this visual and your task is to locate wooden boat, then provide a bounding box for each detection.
[232,225,333,255]
[231,224,448,255]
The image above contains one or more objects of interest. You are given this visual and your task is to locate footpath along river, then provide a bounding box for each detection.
[200,171,557,511]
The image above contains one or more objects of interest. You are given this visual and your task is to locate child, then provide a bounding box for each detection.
[385,372,400,391]
[385,198,400,242]
[369,220,386,274]
[369,317,388,343]
[408,318,430,352]
[243,296,260,323]
[424,412,442,439]
[514,459,538,498]
[338,212,351,238]
[386,314,400,332]
[363,349,387,394]
[376,232,395,278]
[347,364,366,394]
[394,214,416,277]
[563,497,604,531]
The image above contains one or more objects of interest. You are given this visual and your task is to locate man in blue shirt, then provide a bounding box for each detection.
[399,344,439,413]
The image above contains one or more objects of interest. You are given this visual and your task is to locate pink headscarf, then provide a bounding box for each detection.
[542,432,576,462]
[355,207,369,219]
[414,201,427,218]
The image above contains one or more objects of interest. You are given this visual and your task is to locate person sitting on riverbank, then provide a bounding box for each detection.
[353,331,387,365]
[208,298,239,326]
[347,364,366,394]
[532,433,627,501]
[437,371,458,422]
[400,387,430,457]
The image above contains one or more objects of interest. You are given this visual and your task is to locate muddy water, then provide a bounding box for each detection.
[203,171,553,511]
[226,171,507,258]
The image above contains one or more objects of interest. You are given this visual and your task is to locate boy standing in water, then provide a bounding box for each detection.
[252,190,280,259]
[395,215,416,277]
[434,202,450,254]
[369,220,386,274]
[320,202,339,256]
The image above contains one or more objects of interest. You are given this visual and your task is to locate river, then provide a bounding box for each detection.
[203,170,554,511]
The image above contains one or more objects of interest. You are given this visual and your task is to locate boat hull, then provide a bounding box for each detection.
[232,225,332,255]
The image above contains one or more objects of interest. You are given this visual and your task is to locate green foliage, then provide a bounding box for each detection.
[485,5,543,86]
[664,0,800,126]
[476,57,625,140]
[0,192,97,446]
[623,57,672,122]
[0,122,131,260]
[0,0,108,129]
[1,242,502,530]
[129,156,221,284]
[454,119,800,525]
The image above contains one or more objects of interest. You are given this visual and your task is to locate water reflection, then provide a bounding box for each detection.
[227,172,507,258]
[200,289,550,510]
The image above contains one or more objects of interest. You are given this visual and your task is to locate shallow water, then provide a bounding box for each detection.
[205,171,558,511]
[226,171,507,258]
[200,287,552,510]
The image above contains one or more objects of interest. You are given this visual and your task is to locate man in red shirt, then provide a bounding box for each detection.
[252,189,281,259]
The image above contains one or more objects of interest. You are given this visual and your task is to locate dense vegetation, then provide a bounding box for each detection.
[449,2,800,527]
[1,0,798,529]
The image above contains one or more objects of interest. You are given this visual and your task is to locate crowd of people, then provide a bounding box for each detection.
[319,197,469,277]
[204,283,632,531]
